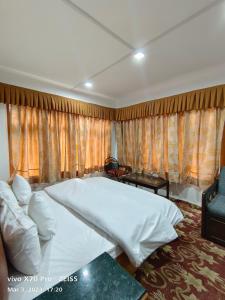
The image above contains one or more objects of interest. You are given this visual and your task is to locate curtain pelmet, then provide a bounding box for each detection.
[1,82,225,121]
[115,84,225,121]
[0,82,115,120]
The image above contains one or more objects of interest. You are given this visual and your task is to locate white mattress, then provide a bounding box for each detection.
[8,191,121,300]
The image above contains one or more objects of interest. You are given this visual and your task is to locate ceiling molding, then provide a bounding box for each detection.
[0,65,72,89]
[0,65,116,107]
[72,87,117,103]
[116,62,225,107]
[1,62,225,110]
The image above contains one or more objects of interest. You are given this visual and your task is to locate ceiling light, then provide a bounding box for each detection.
[84,81,93,88]
[133,51,145,61]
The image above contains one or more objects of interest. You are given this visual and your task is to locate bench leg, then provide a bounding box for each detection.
[167,182,170,199]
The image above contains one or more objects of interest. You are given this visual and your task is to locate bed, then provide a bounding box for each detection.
[6,191,121,300]
[1,176,183,300]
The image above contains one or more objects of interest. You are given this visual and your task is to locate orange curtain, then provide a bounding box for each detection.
[8,105,112,182]
[116,108,225,188]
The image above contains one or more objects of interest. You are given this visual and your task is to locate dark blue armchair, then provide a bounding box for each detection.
[202,167,225,246]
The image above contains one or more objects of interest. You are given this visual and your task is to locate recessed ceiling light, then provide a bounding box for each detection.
[84,81,93,88]
[133,51,145,61]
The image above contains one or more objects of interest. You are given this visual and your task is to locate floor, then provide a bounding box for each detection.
[134,200,225,300]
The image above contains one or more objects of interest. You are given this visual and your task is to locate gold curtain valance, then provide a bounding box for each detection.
[0,82,115,120]
[1,82,225,121]
[116,84,225,121]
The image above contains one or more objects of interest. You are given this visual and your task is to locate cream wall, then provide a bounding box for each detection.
[125,183,202,206]
[0,103,10,181]
[158,183,202,206]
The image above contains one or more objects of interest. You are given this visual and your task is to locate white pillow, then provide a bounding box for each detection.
[12,175,32,205]
[0,193,42,275]
[28,192,56,241]
[0,181,17,205]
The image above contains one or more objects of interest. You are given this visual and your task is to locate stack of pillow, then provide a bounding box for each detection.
[0,175,56,275]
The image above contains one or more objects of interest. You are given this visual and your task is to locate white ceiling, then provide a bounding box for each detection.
[72,0,216,48]
[0,0,225,107]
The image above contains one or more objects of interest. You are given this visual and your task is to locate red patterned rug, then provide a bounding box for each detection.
[135,200,225,300]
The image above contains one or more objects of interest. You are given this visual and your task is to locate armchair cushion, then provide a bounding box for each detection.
[218,167,225,196]
[207,194,225,218]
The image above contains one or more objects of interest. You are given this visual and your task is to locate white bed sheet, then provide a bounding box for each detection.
[8,191,121,300]
[45,177,183,267]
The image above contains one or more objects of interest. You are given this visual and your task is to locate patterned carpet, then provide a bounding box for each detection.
[135,200,225,300]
